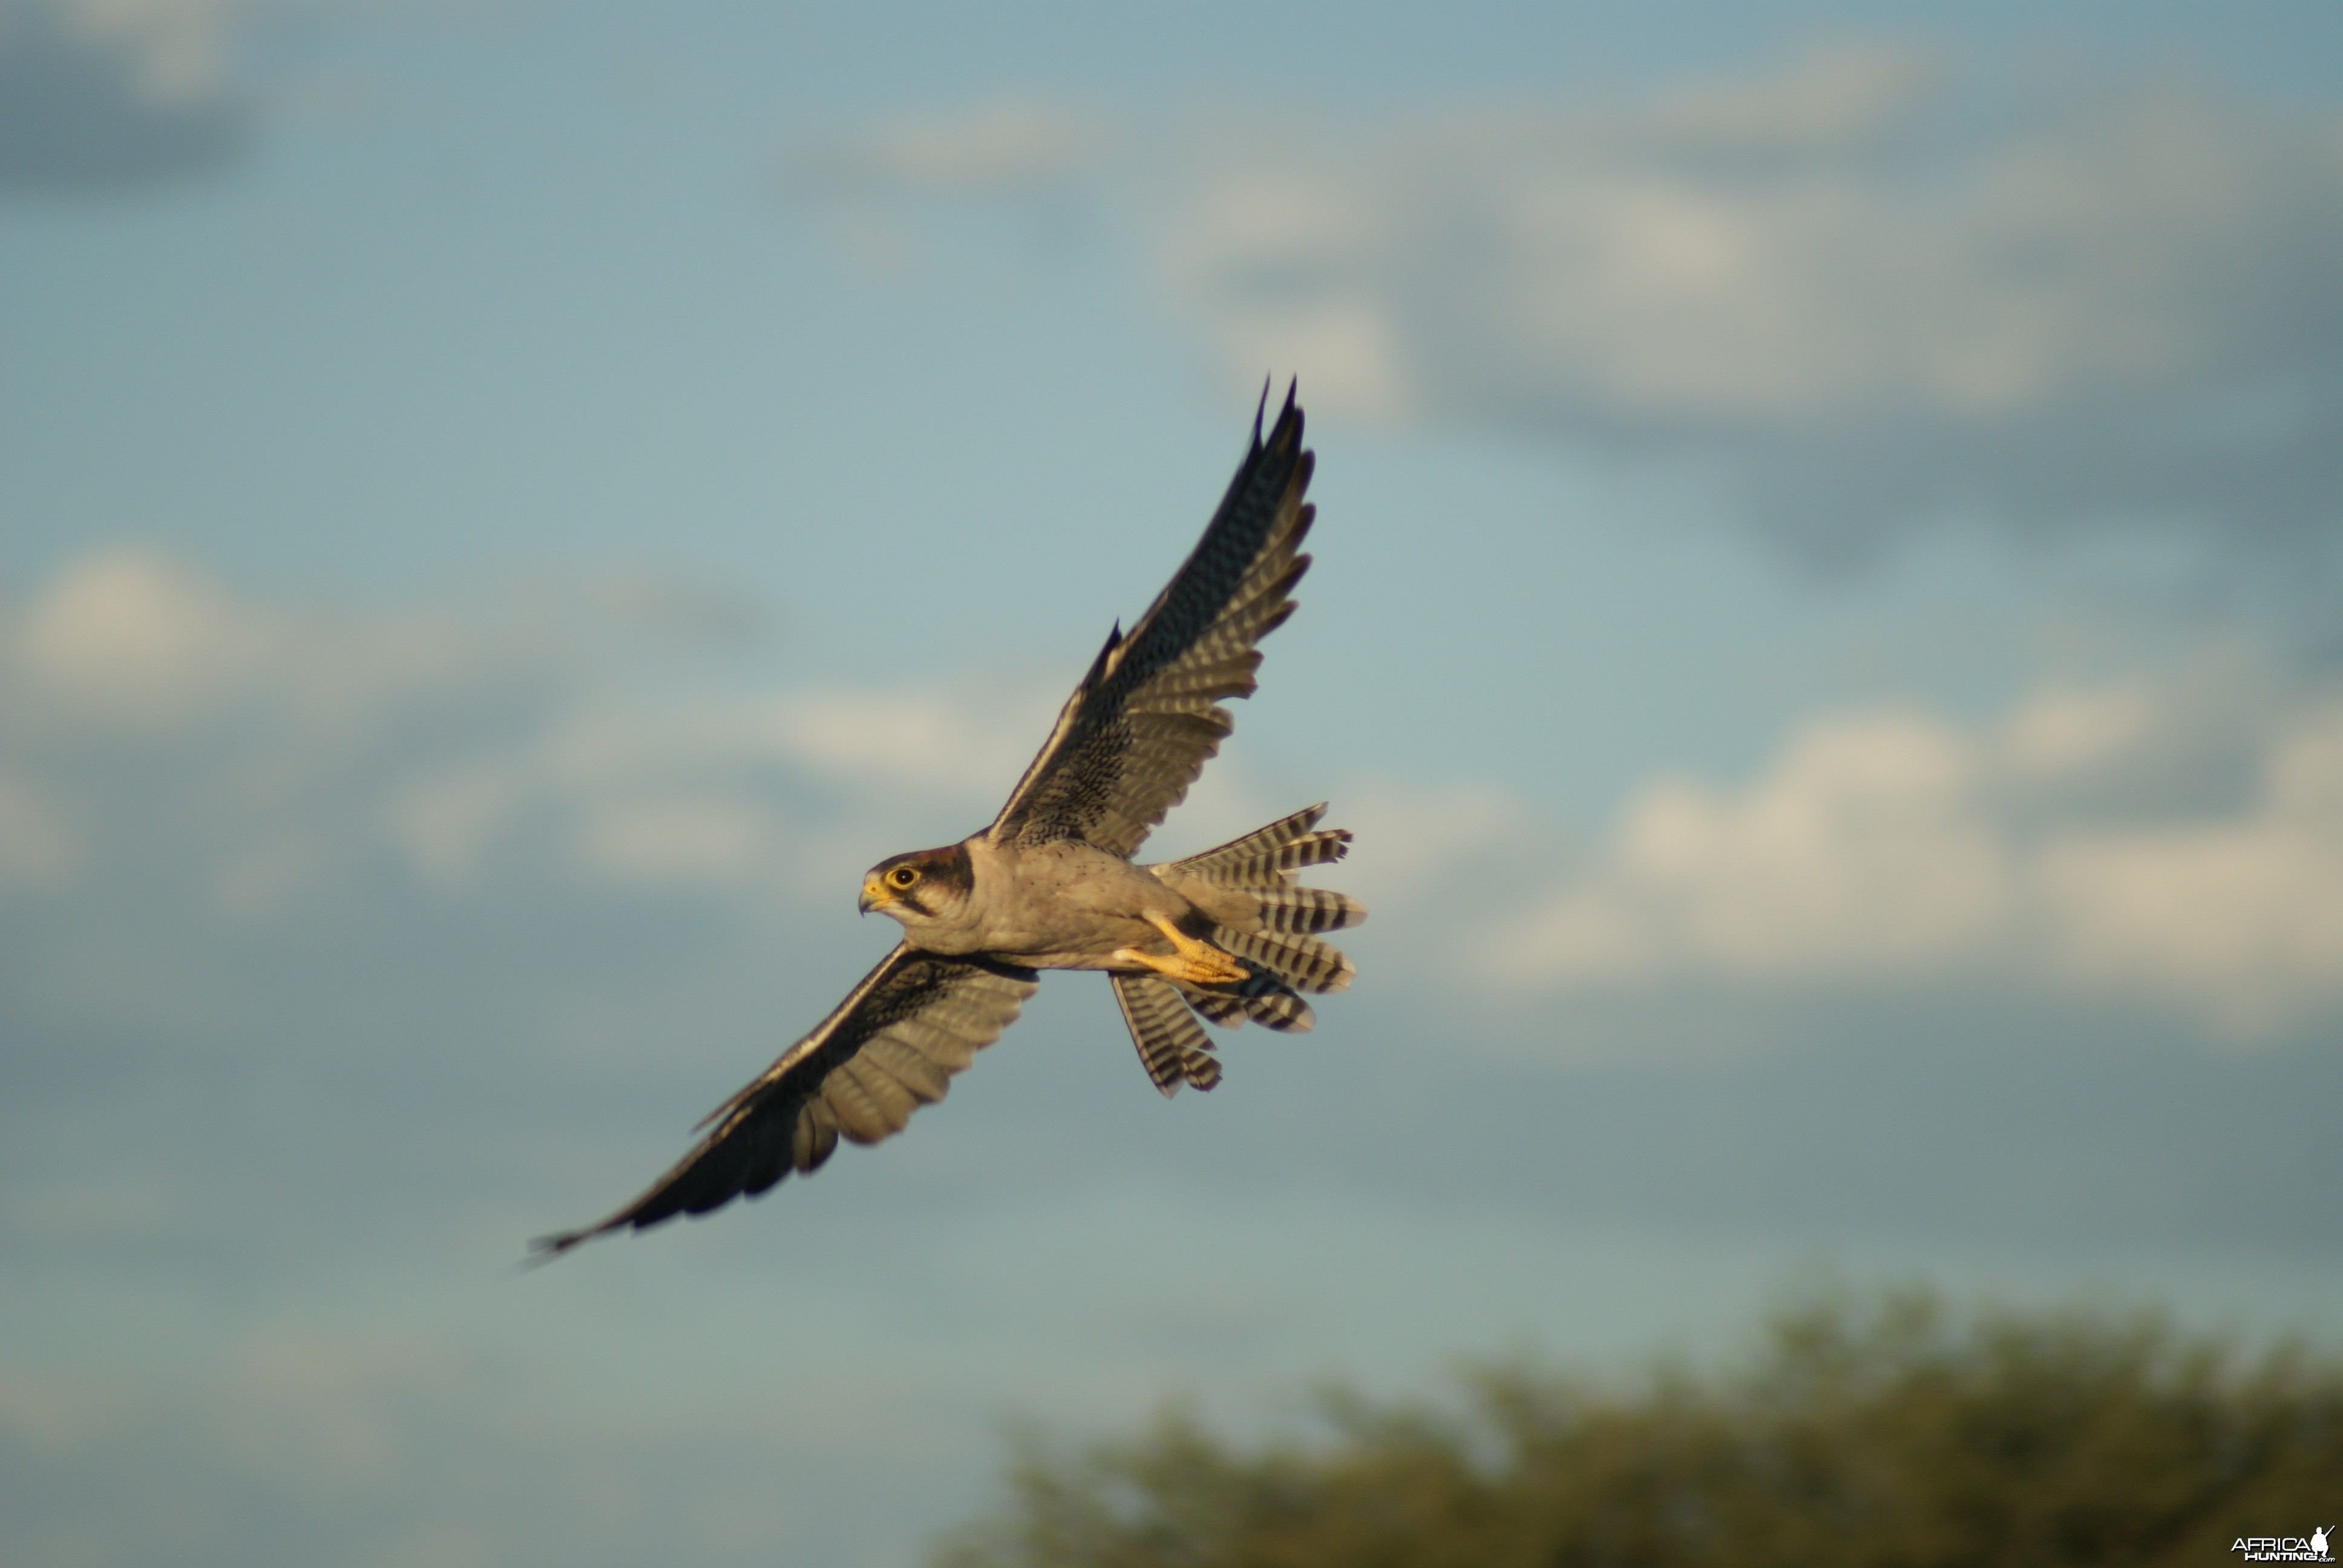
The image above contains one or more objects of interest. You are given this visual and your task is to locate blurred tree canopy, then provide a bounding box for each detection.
[938,1292,2342,1568]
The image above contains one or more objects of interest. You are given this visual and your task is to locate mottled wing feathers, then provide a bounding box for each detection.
[531,944,1037,1257]
[987,386,1316,858]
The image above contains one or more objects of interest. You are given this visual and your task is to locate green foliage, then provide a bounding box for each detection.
[937,1292,2343,1568]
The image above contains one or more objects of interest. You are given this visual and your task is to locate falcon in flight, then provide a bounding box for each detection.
[535,386,1361,1256]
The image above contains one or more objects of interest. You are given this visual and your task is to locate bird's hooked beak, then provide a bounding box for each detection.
[858,874,888,916]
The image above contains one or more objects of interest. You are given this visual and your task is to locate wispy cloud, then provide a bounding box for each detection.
[1171,53,2343,563]
[0,0,258,192]
[11,549,2341,1036]
[781,96,1112,199]
[16,545,275,724]
[791,48,2343,569]
[0,546,1059,914]
[779,95,1113,272]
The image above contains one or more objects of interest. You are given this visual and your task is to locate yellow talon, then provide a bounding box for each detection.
[1115,913,1250,987]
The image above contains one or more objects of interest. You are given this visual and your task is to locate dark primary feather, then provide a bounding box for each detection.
[987,384,1316,858]
[531,945,1036,1257]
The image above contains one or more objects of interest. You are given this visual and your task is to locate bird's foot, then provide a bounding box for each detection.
[1115,915,1250,987]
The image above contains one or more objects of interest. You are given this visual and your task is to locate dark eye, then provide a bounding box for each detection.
[889,866,918,889]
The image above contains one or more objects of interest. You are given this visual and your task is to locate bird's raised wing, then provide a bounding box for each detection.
[532,944,1037,1257]
[986,385,1315,858]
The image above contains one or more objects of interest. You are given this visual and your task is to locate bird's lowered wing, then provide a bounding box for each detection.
[986,384,1315,858]
[532,944,1037,1257]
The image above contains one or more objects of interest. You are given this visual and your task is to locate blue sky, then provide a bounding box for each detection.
[5,3,2343,1566]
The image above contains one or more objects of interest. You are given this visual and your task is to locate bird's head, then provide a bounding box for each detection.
[859,843,975,930]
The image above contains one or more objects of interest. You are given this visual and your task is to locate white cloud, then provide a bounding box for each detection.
[2,549,650,739]
[0,0,257,190]
[1156,51,2343,553]
[781,96,1112,197]
[0,546,1072,911]
[1507,713,2011,983]
[801,50,2343,559]
[49,0,251,98]
[1331,777,1529,909]
[2033,703,2343,1033]
[16,547,274,725]
[778,96,1115,275]
[387,678,1066,893]
[753,684,1056,800]
[1491,671,2343,1034]
[572,794,775,889]
[385,760,534,892]
[15,548,2336,1037]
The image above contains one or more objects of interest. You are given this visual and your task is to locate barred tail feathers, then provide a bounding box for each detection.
[1172,803,1364,985]
[1180,972,1316,1033]
[1110,805,1361,1081]
[1172,802,1354,886]
[1217,927,1354,993]
[1110,973,1223,1095]
[1248,886,1366,936]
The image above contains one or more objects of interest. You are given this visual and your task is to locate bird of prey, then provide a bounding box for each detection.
[534,386,1362,1256]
